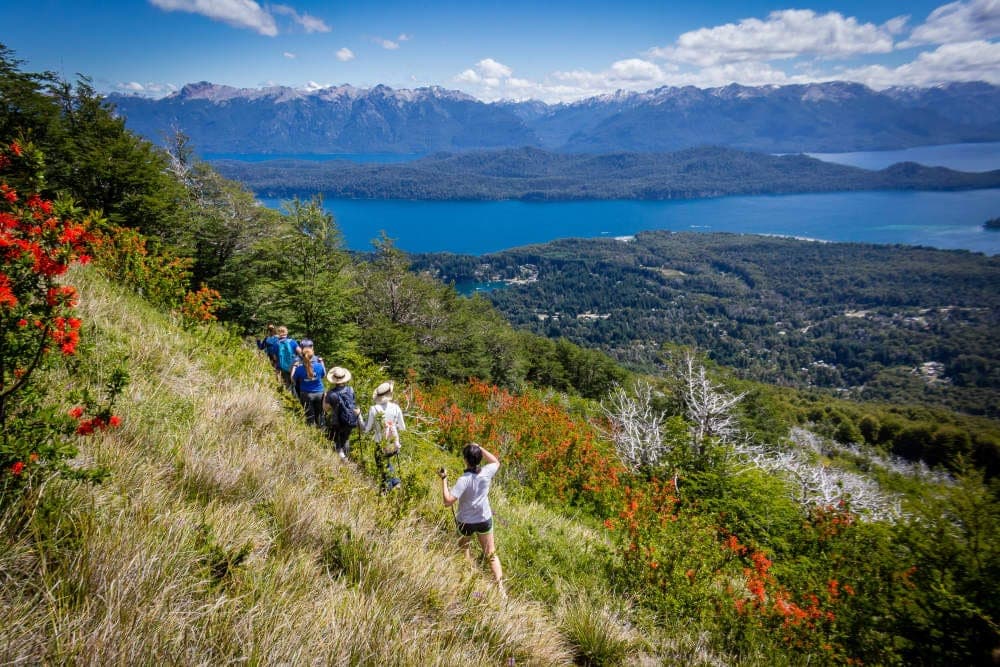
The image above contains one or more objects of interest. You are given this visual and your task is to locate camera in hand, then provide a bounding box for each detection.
[437,467,447,478]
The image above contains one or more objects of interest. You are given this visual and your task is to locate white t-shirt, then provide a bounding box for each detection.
[450,462,499,524]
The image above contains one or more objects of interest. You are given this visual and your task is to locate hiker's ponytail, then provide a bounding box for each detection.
[302,347,316,380]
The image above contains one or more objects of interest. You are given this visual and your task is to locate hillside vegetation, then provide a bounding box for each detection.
[414,233,1000,420]
[2,45,999,665]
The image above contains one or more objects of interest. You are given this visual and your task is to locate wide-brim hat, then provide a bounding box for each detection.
[327,367,352,384]
[373,381,394,403]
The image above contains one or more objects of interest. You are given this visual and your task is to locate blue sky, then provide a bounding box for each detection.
[3,0,999,101]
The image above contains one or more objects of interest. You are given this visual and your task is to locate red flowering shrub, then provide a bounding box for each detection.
[0,140,123,507]
[180,283,223,327]
[89,224,192,311]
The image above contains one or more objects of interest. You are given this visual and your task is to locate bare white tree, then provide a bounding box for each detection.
[678,354,746,454]
[601,381,670,472]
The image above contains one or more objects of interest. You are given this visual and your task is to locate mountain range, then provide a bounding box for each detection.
[108,81,1000,155]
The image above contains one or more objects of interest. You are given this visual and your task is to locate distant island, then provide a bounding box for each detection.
[212,146,1000,202]
[985,217,1000,230]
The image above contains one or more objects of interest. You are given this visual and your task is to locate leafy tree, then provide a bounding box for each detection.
[250,196,358,354]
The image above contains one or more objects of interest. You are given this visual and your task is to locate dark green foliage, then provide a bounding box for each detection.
[213,146,1000,201]
[413,232,1000,418]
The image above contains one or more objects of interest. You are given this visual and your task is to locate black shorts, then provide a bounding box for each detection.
[457,518,493,536]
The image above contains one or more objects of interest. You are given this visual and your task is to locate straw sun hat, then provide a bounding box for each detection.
[373,381,394,403]
[326,367,352,385]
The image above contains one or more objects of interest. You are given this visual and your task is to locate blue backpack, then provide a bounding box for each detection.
[277,338,296,372]
[326,387,359,429]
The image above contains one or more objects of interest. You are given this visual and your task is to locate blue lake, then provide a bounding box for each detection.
[252,142,1000,256]
[261,190,1000,256]
[808,141,1000,172]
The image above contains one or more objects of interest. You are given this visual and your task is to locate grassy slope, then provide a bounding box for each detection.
[3,268,599,665]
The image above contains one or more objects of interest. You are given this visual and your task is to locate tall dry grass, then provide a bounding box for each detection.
[0,269,574,665]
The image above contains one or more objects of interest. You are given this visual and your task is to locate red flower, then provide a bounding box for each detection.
[0,273,17,308]
[10,461,24,476]
[10,141,22,157]
[109,415,121,428]
[68,406,84,419]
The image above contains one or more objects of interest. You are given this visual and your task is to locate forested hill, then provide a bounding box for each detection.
[212,146,1000,201]
[411,232,1000,418]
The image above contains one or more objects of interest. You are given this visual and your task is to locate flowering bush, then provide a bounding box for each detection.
[0,140,122,507]
[179,283,223,327]
[90,224,192,311]
[414,379,627,517]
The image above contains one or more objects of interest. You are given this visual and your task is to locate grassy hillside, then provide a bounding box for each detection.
[1,269,586,665]
[5,268,997,666]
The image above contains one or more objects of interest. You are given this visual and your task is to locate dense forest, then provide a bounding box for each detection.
[212,146,1000,201]
[411,233,1000,419]
[2,45,999,665]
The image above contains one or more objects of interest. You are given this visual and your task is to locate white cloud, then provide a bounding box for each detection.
[901,0,1000,46]
[336,47,355,62]
[398,33,411,42]
[113,81,179,97]
[609,58,665,81]
[477,58,512,79]
[376,37,400,50]
[839,40,1000,87]
[149,0,278,36]
[303,80,325,91]
[650,9,899,66]
[283,51,296,59]
[271,4,331,33]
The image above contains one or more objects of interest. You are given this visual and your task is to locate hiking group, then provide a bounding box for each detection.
[256,324,405,490]
[257,324,505,596]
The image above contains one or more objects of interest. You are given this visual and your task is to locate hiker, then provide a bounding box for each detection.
[275,326,299,395]
[256,324,280,376]
[439,443,505,597]
[324,366,360,459]
[363,381,406,490]
[289,338,320,395]
[292,347,326,428]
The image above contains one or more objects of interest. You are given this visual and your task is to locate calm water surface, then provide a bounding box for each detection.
[253,142,1000,255]
[809,141,1000,172]
[261,189,1000,256]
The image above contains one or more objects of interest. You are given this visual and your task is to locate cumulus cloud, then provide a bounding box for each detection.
[649,9,900,66]
[283,51,296,59]
[901,0,1000,46]
[336,47,355,62]
[449,6,998,103]
[398,33,411,42]
[272,4,331,33]
[839,39,1000,87]
[376,37,400,50]
[149,0,278,36]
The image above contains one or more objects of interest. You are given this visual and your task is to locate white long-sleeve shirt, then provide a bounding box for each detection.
[363,401,406,442]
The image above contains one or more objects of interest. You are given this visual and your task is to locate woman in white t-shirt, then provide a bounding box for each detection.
[439,443,504,597]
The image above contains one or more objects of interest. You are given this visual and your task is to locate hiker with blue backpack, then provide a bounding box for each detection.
[292,346,326,428]
[275,326,299,396]
[363,381,406,490]
[256,324,280,376]
[324,367,360,459]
